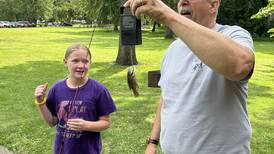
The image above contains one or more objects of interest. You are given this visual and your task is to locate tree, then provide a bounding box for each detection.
[83,0,120,30]
[0,0,53,23]
[115,0,137,65]
[67,0,86,22]
[23,0,53,24]
[52,0,73,23]
[252,0,274,37]
[82,0,137,65]
[218,0,269,37]
[252,0,274,18]
[0,0,24,21]
[163,0,177,39]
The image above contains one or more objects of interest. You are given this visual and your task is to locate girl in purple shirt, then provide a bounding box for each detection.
[34,44,116,154]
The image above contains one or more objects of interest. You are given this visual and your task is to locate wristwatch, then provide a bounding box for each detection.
[147,138,159,145]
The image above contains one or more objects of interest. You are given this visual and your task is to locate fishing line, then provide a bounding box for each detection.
[127,48,139,97]
[59,4,103,154]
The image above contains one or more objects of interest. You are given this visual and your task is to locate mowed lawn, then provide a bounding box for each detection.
[0,27,273,154]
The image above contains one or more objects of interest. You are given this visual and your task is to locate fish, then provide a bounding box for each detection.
[127,66,139,97]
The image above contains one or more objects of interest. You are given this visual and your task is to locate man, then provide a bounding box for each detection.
[125,0,255,153]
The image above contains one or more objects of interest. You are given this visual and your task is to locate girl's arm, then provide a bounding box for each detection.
[35,83,58,127]
[37,104,58,127]
[67,115,111,132]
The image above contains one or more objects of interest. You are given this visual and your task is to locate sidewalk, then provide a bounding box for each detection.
[0,146,14,154]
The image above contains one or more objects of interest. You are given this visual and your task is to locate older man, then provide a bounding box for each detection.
[125,0,255,153]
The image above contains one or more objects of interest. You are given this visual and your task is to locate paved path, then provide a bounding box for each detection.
[0,146,14,154]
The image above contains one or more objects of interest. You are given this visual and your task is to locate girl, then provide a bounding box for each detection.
[34,44,116,154]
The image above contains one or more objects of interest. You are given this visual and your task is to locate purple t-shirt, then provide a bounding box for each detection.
[46,78,116,154]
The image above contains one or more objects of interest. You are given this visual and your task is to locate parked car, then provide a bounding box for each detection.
[9,21,17,28]
[16,21,34,27]
[16,21,26,27]
[61,22,72,26]
[0,21,4,28]
[0,21,11,28]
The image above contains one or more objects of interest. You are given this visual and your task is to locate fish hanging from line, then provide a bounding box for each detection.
[127,66,139,97]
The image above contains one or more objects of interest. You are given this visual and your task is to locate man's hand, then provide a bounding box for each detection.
[124,0,175,24]
[145,143,157,154]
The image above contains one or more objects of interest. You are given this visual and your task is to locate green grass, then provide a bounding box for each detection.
[248,40,274,154]
[0,27,273,154]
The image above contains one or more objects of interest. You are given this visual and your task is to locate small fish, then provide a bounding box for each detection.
[127,67,139,97]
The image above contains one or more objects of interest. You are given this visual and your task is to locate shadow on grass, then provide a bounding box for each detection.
[254,40,274,55]
[249,100,274,154]
[248,82,274,101]
[48,28,92,36]
[46,28,165,38]
[248,61,274,102]
[47,28,119,38]
[45,28,174,52]
[259,64,274,75]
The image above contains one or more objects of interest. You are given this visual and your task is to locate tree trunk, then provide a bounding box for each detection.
[152,22,161,32]
[268,13,274,28]
[115,0,138,66]
[113,23,118,31]
[115,36,138,65]
[152,22,157,32]
[165,26,174,39]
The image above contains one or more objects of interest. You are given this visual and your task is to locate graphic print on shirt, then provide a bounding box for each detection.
[57,100,87,139]
[192,59,204,72]
[58,100,69,126]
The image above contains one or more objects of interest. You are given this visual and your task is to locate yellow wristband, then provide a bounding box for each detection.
[35,99,46,105]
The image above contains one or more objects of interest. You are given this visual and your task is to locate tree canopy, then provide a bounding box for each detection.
[252,0,274,18]
[252,0,274,37]
[217,0,269,37]
[0,0,272,37]
[0,0,53,22]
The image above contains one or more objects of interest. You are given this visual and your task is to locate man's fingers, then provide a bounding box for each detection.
[135,5,147,18]
[124,0,146,17]
[123,0,132,7]
[130,0,140,17]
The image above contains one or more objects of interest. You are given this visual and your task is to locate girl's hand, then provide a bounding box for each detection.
[67,116,110,132]
[34,83,48,103]
[67,118,86,131]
